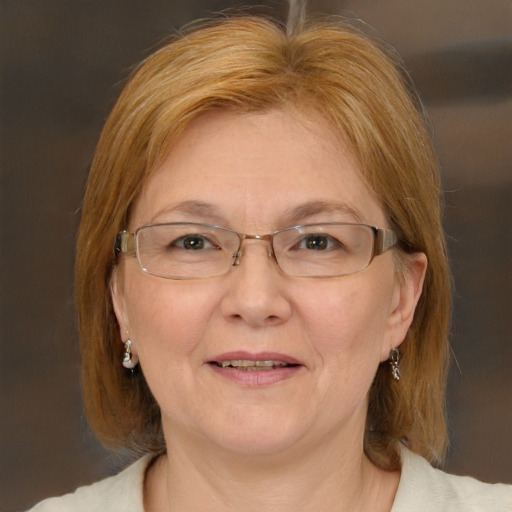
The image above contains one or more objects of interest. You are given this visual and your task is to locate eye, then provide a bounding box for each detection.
[297,234,341,251]
[170,234,218,250]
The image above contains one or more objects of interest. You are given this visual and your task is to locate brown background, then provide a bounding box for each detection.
[1,1,511,510]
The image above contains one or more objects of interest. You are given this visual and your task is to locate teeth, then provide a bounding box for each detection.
[218,360,289,370]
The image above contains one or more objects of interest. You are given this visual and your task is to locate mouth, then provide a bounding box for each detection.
[209,359,299,371]
[207,352,304,386]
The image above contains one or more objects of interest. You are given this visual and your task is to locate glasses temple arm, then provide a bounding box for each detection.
[115,231,136,255]
[375,228,398,254]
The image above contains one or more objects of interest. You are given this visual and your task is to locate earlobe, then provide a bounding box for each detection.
[111,269,139,366]
[382,252,427,360]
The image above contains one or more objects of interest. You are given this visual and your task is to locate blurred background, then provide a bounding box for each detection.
[1,1,511,510]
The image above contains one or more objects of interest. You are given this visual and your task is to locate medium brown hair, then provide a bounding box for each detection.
[76,15,451,468]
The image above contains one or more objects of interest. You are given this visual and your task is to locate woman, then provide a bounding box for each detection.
[30,12,511,512]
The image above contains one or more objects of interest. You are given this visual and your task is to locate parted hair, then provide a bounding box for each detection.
[76,15,451,469]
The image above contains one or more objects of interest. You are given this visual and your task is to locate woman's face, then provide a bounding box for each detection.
[112,109,425,458]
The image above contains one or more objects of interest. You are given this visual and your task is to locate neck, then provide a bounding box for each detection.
[144,426,399,512]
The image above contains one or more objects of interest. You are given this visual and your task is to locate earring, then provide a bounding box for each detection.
[122,339,139,369]
[389,346,401,381]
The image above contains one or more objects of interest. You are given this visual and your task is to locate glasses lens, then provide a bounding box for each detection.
[273,224,374,277]
[136,224,239,278]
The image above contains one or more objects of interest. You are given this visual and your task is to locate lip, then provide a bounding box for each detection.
[207,351,303,366]
[206,351,305,387]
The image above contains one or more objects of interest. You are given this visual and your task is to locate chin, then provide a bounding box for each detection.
[212,430,306,459]
[184,407,313,459]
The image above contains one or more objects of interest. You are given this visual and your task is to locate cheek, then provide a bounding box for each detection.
[123,274,222,360]
[295,278,394,420]
[298,274,394,369]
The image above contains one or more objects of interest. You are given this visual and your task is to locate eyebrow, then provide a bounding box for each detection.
[148,199,366,227]
[280,200,366,226]
[149,200,226,224]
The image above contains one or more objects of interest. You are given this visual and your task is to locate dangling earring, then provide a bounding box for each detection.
[389,346,401,381]
[122,339,139,369]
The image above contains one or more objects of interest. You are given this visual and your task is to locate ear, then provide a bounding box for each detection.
[110,267,130,340]
[381,252,427,361]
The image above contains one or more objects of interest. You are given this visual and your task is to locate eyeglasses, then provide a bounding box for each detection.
[115,222,397,279]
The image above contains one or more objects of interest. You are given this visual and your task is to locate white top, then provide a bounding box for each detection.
[29,448,512,511]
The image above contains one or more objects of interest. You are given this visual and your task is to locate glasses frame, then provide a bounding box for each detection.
[115,222,398,279]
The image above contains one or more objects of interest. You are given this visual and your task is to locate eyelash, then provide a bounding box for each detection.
[169,234,219,250]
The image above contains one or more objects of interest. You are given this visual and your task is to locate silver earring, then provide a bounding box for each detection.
[122,339,139,369]
[390,346,401,381]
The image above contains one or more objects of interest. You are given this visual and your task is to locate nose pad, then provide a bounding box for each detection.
[232,250,242,267]
[231,245,275,268]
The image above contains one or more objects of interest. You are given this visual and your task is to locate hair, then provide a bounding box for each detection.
[76,14,451,469]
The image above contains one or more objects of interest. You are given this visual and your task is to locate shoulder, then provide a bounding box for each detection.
[27,455,153,512]
[392,446,512,512]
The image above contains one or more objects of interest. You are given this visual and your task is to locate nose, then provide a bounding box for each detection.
[220,240,292,327]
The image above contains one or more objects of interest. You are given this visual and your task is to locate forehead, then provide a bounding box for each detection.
[130,109,387,230]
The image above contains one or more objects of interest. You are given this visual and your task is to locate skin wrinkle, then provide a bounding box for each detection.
[130,109,375,232]
[138,198,369,238]
[112,108,425,511]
